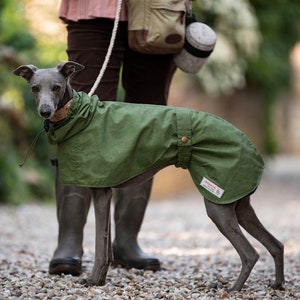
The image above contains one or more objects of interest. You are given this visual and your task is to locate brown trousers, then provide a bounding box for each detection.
[66,18,176,104]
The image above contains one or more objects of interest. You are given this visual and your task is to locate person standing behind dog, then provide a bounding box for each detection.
[49,0,177,276]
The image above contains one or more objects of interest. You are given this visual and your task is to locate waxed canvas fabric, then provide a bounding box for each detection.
[127,0,186,54]
[47,91,264,204]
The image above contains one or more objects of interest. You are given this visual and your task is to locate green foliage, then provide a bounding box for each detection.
[194,0,261,96]
[0,155,29,205]
[247,0,300,154]
[0,0,55,204]
[0,114,29,204]
[0,0,36,51]
[0,0,36,96]
[194,0,300,96]
[194,0,300,154]
[0,106,54,204]
[247,0,300,90]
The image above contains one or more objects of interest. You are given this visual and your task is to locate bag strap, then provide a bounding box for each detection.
[185,0,196,25]
[186,12,197,25]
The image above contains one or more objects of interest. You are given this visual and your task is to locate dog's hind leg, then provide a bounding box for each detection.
[235,196,285,290]
[87,188,113,286]
[204,198,259,291]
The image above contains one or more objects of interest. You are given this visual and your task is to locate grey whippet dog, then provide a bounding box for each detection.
[13,61,285,291]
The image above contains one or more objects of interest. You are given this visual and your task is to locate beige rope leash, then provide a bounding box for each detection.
[88,0,123,97]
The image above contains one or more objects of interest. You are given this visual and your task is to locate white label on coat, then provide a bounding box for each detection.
[200,177,224,198]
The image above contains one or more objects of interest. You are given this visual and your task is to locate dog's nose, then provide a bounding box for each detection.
[39,104,53,119]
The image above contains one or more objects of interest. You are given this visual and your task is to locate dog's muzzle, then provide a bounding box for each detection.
[39,104,54,119]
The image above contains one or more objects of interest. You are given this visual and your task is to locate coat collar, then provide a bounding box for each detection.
[50,99,73,122]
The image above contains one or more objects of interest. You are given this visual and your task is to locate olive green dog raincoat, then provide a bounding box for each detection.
[47,91,264,204]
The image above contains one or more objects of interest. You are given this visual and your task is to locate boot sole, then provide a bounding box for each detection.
[49,257,82,276]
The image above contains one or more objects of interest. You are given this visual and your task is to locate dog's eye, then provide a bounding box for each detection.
[31,85,40,93]
[52,85,61,92]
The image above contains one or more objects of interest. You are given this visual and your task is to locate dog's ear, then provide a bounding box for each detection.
[57,61,85,78]
[13,65,38,82]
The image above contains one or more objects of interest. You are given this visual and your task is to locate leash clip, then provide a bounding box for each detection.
[44,119,50,132]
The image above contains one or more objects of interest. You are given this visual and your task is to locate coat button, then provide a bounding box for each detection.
[181,136,188,143]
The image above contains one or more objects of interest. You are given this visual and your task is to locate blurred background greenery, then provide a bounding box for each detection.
[0,0,299,204]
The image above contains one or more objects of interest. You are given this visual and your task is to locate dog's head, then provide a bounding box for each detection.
[13,61,84,119]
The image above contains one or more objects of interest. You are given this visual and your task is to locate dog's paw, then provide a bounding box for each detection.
[269,282,285,290]
[79,276,107,287]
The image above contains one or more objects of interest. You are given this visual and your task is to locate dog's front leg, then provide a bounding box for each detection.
[86,188,113,286]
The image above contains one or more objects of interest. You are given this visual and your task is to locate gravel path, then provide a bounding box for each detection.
[1,158,300,299]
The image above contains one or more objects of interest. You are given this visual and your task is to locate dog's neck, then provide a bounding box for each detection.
[50,84,73,122]
[58,84,73,110]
